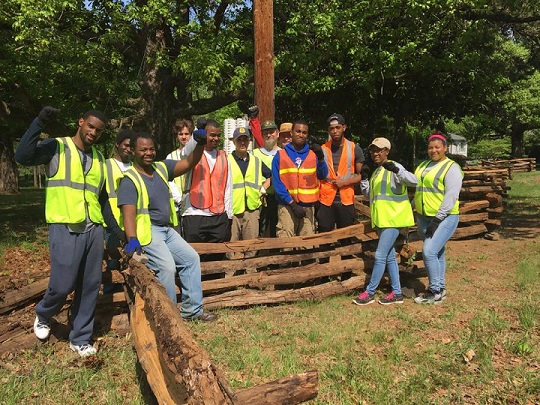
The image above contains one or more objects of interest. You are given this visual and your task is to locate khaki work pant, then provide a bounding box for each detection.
[229,209,260,259]
[276,204,315,239]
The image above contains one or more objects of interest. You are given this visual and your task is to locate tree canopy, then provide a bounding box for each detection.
[1,0,540,192]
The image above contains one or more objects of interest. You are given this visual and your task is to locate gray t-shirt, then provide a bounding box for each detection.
[117,160,177,226]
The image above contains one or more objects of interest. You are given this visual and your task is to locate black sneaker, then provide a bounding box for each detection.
[378,291,404,305]
[414,289,442,305]
[188,312,218,322]
[352,291,375,306]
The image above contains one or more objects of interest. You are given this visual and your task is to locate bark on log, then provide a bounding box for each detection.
[131,291,189,404]
[459,212,489,223]
[203,276,365,310]
[486,192,504,207]
[451,224,488,239]
[459,200,489,214]
[0,278,49,315]
[124,258,319,404]
[485,218,502,227]
[1,269,125,315]
[354,199,371,217]
[202,257,373,293]
[124,259,234,405]
[233,371,318,404]
[486,206,504,214]
[201,244,364,275]
[191,221,374,254]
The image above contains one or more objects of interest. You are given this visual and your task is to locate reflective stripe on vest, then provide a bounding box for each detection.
[189,151,228,214]
[45,137,105,224]
[228,153,264,215]
[369,162,414,228]
[319,138,355,206]
[414,159,461,216]
[253,148,277,195]
[124,162,177,246]
[105,158,130,229]
[278,149,319,204]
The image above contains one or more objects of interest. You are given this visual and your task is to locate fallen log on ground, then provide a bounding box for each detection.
[124,257,319,404]
[203,276,365,310]
[0,278,49,315]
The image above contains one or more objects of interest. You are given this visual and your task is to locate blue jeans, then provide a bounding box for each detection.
[366,228,401,295]
[417,214,459,292]
[143,225,203,319]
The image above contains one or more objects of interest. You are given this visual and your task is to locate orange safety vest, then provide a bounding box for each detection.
[189,150,228,214]
[319,138,356,206]
[278,149,319,204]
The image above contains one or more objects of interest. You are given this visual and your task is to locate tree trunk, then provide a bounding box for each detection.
[0,132,19,194]
[139,26,177,159]
[510,125,525,158]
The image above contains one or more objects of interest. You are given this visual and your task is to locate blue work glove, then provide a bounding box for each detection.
[309,143,325,161]
[196,117,207,130]
[193,129,207,145]
[425,218,442,238]
[38,106,60,125]
[124,237,142,254]
[382,161,400,174]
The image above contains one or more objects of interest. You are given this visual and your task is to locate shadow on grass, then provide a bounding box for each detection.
[0,188,47,246]
[501,201,540,240]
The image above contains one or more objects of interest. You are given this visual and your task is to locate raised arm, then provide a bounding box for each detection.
[172,130,206,177]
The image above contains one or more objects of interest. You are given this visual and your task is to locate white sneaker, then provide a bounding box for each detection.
[33,316,51,340]
[69,342,97,357]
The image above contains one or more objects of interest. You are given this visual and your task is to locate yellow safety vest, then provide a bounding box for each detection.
[124,162,177,246]
[228,153,264,215]
[168,148,187,195]
[414,158,462,216]
[369,161,414,228]
[45,137,105,225]
[252,148,277,195]
[105,158,130,229]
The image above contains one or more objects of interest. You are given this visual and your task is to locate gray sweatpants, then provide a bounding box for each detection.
[36,223,104,345]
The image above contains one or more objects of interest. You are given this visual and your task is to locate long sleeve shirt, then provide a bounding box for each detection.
[166,147,184,207]
[360,162,418,201]
[15,117,122,235]
[272,143,329,206]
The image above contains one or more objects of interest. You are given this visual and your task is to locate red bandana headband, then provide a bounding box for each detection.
[428,134,446,142]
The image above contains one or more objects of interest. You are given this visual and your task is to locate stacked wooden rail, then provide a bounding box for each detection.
[479,158,536,178]
[193,221,381,310]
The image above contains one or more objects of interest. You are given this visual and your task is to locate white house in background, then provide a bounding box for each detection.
[447,133,468,156]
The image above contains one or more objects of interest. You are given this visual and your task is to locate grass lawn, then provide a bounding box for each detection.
[0,172,539,404]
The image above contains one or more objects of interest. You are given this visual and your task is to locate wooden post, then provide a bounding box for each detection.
[253,0,275,121]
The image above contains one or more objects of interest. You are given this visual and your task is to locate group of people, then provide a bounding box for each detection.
[15,106,461,357]
[353,134,463,306]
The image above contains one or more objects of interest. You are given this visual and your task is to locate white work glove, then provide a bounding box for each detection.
[259,186,267,206]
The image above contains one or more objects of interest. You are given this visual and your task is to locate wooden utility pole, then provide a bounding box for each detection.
[253,0,275,121]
